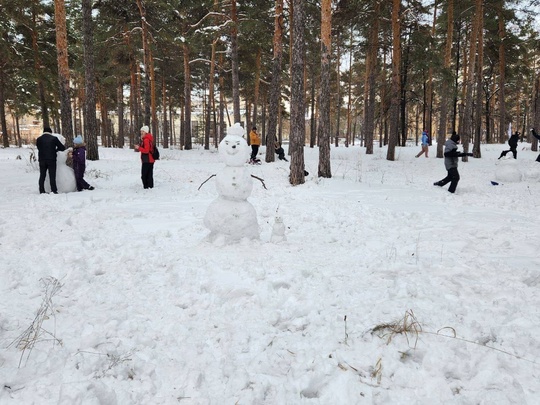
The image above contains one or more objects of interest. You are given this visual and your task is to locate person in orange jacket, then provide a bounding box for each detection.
[134,125,156,188]
[249,126,261,163]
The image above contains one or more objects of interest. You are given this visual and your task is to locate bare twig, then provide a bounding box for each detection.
[251,174,267,189]
[198,174,216,190]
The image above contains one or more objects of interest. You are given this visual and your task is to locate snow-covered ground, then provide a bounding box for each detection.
[1,139,539,404]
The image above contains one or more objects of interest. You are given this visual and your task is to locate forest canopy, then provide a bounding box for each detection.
[1,0,540,164]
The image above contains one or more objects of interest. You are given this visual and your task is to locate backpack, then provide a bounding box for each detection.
[152,143,160,160]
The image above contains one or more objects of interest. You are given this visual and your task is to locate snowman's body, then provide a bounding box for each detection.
[44,134,77,193]
[204,125,259,242]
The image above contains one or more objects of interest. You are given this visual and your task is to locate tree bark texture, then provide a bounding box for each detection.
[230,0,241,124]
[318,0,332,178]
[289,0,305,186]
[55,0,74,144]
[436,0,454,158]
[386,0,401,161]
[82,0,99,159]
[364,1,380,155]
[265,0,283,163]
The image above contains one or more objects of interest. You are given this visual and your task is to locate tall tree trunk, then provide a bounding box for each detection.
[265,0,283,163]
[386,0,401,161]
[162,76,168,148]
[289,0,306,185]
[149,50,158,138]
[318,0,332,177]
[31,3,50,128]
[400,32,410,146]
[230,0,241,124]
[54,0,74,144]
[498,7,506,147]
[206,38,218,150]
[346,24,353,147]
[309,70,316,148]
[473,8,484,157]
[252,47,262,128]
[136,0,151,129]
[82,0,99,158]
[436,0,454,157]
[461,0,482,160]
[218,54,226,142]
[426,2,437,140]
[0,68,9,147]
[334,33,341,147]
[364,0,380,155]
[117,81,125,148]
[532,75,540,152]
[129,55,138,148]
[183,43,192,150]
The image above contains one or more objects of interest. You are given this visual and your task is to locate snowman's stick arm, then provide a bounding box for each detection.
[198,174,216,190]
[251,174,267,190]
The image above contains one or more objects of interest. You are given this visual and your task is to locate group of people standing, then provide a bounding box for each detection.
[248,126,288,164]
[38,124,540,195]
[36,127,93,194]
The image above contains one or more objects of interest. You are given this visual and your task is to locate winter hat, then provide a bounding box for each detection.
[73,135,83,145]
[140,125,150,133]
[43,127,52,134]
[450,132,460,143]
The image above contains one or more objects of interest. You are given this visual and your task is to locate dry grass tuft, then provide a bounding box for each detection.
[9,277,63,367]
[371,309,422,349]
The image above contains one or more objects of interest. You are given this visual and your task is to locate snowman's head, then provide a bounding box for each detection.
[52,133,66,144]
[219,134,249,167]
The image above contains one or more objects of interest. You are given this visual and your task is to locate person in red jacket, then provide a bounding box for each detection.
[134,125,156,189]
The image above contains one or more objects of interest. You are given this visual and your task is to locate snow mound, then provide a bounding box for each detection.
[523,163,540,181]
[494,160,522,182]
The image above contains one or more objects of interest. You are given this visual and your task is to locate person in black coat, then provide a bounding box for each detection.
[531,128,540,162]
[36,127,66,194]
[274,138,288,162]
[498,131,519,159]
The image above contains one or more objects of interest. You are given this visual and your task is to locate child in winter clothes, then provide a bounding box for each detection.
[72,135,94,192]
[415,130,430,158]
[498,131,519,159]
[433,132,472,193]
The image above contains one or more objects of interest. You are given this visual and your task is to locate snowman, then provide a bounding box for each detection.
[203,123,260,243]
[44,133,77,193]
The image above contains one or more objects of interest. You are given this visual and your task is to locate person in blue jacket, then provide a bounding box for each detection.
[433,132,473,193]
[415,130,430,158]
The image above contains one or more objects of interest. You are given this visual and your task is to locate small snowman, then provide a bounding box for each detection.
[270,215,287,243]
[203,123,260,243]
[44,133,77,193]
